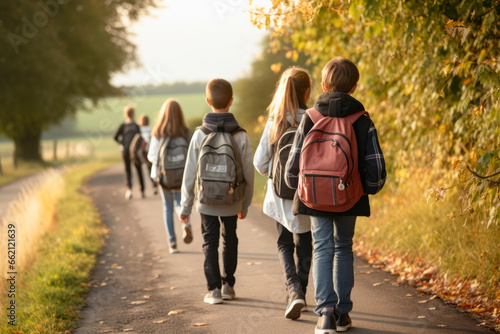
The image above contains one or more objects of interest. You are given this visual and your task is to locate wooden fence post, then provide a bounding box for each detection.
[66,141,70,161]
[53,140,57,161]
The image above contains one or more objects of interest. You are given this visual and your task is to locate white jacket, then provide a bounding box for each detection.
[253,109,311,233]
[147,135,160,179]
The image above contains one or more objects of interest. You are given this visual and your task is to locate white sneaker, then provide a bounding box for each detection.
[169,243,179,254]
[125,189,132,200]
[204,288,223,304]
[221,283,236,300]
[182,223,193,244]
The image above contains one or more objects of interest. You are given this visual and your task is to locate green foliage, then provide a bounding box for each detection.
[0,0,157,161]
[233,34,313,135]
[251,0,500,226]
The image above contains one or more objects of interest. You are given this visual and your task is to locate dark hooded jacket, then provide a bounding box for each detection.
[285,92,386,217]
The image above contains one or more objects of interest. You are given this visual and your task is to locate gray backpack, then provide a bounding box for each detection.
[157,136,189,190]
[196,125,246,205]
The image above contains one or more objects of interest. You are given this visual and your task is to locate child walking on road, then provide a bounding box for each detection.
[253,67,313,320]
[180,78,254,304]
[113,106,145,200]
[138,114,158,195]
[285,58,386,333]
[148,99,193,254]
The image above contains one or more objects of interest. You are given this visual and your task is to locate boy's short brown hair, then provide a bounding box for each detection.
[322,58,359,93]
[206,78,233,109]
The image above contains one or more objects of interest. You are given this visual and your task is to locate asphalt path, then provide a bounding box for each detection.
[76,164,492,334]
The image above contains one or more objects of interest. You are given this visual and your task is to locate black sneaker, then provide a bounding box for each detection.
[336,312,352,332]
[315,313,336,334]
[285,290,305,320]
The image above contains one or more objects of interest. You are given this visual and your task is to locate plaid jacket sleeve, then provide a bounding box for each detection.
[284,115,308,189]
[363,122,386,194]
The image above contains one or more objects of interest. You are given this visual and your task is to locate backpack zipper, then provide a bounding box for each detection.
[303,173,343,205]
[302,139,351,180]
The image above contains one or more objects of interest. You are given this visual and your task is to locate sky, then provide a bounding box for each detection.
[112,0,269,86]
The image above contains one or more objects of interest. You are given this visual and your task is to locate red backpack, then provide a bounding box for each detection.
[298,106,369,212]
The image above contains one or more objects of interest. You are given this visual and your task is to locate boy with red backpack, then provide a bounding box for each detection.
[285,58,386,333]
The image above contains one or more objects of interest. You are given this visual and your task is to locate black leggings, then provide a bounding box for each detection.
[122,152,145,192]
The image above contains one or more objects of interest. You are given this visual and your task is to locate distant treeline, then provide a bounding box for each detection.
[121,82,206,96]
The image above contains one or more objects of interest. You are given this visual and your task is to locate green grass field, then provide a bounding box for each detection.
[0,93,208,184]
[76,92,209,133]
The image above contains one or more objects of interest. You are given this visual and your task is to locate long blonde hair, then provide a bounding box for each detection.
[152,99,189,139]
[267,67,311,146]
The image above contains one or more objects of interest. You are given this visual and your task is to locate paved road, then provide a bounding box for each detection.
[76,164,492,334]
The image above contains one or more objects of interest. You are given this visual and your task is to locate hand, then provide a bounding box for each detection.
[238,213,246,220]
[180,214,189,224]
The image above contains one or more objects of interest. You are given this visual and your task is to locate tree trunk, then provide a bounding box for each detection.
[13,131,43,162]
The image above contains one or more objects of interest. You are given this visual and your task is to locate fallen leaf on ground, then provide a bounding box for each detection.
[153,319,168,324]
[100,282,108,287]
[469,308,487,313]
[359,271,373,274]
[373,282,383,286]
[168,309,184,315]
[429,307,436,310]
[143,287,153,291]
[418,316,426,319]
[144,295,151,299]
[405,294,413,297]
[131,301,146,305]
[193,323,210,326]
[437,324,447,328]
[120,297,127,300]
[170,286,178,290]
[123,329,134,332]
[418,300,427,304]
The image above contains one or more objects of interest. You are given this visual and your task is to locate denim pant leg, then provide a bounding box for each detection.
[201,214,221,291]
[311,216,335,315]
[333,216,356,315]
[160,189,178,245]
[276,222,299,289]
[221,215,238,287]
[294,230,312,295]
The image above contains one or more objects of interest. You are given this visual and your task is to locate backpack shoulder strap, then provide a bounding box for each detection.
[197,126,211,135]
[157,136,171,168]
[306,108,324,124]
[345,111,370,125]
[230,126,246,135]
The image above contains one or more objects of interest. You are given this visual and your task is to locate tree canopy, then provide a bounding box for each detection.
[0,0,156,161]
[249,0,500,225]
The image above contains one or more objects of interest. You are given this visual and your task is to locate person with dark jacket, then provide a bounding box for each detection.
[113,106,145,200]
[285,58,386,333]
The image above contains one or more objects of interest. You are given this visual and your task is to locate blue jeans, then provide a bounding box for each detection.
[311,215,356,315]
[160,189,181,245]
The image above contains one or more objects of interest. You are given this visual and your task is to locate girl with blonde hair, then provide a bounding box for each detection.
[253,67,313,320]
[148,99,192,254]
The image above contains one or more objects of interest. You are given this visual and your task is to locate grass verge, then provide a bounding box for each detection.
[355,176,500,329]
[0,162,110,333]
